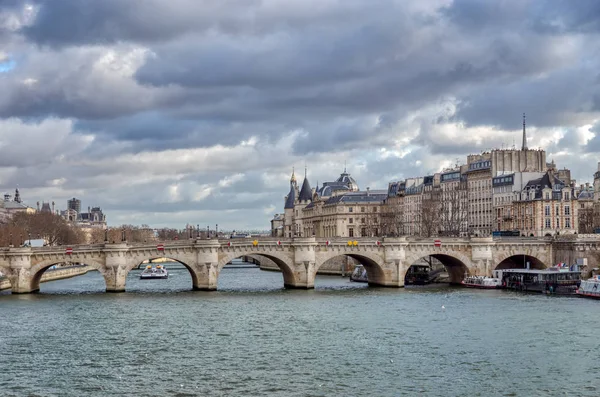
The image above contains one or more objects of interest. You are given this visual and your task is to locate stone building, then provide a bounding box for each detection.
[493,171,545,232]
[1,189,36,219]
[276,168,385,238]
[466,153,493,236]
[439,166,468,236]
[472,116,547,236]
[270,214,284,237]
[512,171,578,236]
[577,184,596,234]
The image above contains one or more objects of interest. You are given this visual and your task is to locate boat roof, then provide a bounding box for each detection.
[498,269,580,274]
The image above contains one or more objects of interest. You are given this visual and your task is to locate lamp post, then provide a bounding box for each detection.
[207,225,210,239]
[104,228,108,243]
[196,224,200,238]
[216,224,218,238]
[28,231,31,247]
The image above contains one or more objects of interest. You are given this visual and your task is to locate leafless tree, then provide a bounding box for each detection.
[420,189,441,237]
[1,212,85,246]
[439,182,468,237]
[380,196,404,236]
[579,207,595,234]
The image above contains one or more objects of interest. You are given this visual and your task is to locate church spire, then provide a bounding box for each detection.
[522,113,528,151]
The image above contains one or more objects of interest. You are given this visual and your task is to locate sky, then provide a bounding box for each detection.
[0,0,599,230]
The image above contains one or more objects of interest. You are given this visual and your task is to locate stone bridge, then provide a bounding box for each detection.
[0,235,584,295]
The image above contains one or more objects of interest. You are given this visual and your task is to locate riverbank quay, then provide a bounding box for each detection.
[0,265,95,291]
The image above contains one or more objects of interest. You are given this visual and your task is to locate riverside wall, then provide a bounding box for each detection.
[0,265,95,291]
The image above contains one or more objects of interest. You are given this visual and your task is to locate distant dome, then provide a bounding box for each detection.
[336,171,359,191]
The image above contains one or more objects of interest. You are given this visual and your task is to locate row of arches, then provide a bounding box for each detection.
[0,253,548,294]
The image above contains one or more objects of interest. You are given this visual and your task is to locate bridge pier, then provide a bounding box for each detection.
[367,260,408,288]
[8,268,38,294]
[192,262,218,291]
[283,261,316,289]
[104,243,130,293]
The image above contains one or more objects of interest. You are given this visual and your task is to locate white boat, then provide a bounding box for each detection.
[350,265,368,283]
[461,274,503,289]
[577,275,600,299]
[140,264,168,280]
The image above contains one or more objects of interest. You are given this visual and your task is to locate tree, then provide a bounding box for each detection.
[1,212,86,246]
[420,188,441,237]
[380,195,404,236]
[439,181,468,237]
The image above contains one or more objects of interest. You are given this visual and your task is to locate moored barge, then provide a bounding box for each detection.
[495,268,580,295]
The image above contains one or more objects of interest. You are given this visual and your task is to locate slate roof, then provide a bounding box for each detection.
[284,186,295,209]
[317,183,351,197]
[521,171,570,200]
[578,190,594,200]
[335,171,358,188]
[324,191,387,205]
[298,177,313,202]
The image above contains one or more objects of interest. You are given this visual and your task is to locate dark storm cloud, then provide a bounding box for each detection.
[1,0,600,228]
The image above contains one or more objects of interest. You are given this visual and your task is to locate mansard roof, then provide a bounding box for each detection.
[324,191,387,205]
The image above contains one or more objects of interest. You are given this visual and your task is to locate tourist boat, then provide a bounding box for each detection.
[140,264,168,280]
[577,275,600,299]
[495,265,580,295]
[350,265,368,283]
[461,274,503,289]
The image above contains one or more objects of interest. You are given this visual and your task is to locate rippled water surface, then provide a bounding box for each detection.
[1,264,599,397]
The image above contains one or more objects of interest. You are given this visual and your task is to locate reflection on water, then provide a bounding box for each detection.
[1,264,599,397]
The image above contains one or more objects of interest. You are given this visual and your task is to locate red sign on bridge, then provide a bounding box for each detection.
[434,239,442,247]
[65,247,73,255]
[156,244,164,251]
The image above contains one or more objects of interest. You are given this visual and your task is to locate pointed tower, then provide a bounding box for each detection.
[283,168,298,238]
[298,167,312,203]
[522,113,528,151]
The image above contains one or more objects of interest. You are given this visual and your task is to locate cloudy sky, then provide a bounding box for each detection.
[0,0,599,230]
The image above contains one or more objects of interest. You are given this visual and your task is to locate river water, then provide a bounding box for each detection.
[1,264,599,397]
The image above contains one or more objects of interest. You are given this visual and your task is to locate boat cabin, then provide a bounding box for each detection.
[495,268,581,295]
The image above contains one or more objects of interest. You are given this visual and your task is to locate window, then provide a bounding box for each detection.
[349,207,353,213]
[556,205,559,215]
[545,192,550,200]
[373,207,377,212]
[349,218,353,224]
[556,218,560,228]
[361,207,365,213]
[361,218,365,224]
[361,228,366,237]
[565,206,570,216]
[349,228,354,237]
[566,218,571,228]
[564,192,570,200]
[545,206,550,216]
[545,218,551,228]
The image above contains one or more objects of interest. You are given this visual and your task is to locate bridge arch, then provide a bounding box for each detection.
[405,251,473,284]
[217,250,296,287]
[123,254,199,291]
[315,249,386,286]
[494,253,547,270]
[29,257,108,293]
